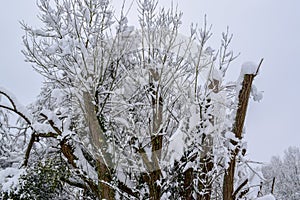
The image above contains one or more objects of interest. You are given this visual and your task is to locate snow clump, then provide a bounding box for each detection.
[241,61,259,75]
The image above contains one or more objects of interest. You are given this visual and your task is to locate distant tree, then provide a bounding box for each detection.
[262,146,300,200]
[0,0,265,199]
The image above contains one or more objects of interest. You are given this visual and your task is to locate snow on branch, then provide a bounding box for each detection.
[0,86,60,136]
[0,87,33,124]
[0,86,78,167]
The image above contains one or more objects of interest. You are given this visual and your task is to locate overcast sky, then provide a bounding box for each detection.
[0,0,299,163]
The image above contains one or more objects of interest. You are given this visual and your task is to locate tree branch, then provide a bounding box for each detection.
[233,178,248,199]
[22,132,36,167]
[0,104,32,127]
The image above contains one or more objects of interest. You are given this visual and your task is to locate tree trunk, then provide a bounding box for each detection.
[149,169,162,200]
[197,96,214,200]
[223,73,256,200]
[96,158,114,199]
[146,71,163,199]
[198,154,213,200]
[184,167,194,200]
[83,91,115,199]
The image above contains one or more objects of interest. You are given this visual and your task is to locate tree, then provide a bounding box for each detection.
[262,146,300,200]
[0,0,265,199]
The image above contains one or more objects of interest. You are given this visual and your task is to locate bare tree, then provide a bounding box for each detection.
[262,147,300,200]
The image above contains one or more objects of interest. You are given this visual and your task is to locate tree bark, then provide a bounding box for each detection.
[149,97,163,199]
[184,167,194,200]
[83,91,115,199]
[198,154,213,200]
[223,73,256,200]
[197,96,215,200]
[146,69,163,200]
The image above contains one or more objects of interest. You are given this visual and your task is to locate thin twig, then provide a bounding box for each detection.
[255,58,264,76]
[233,178,248,199]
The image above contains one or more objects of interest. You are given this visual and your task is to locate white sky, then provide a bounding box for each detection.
[0,0,299,162]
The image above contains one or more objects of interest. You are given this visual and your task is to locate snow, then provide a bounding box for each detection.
[40,109,62,129]
[225,131,238,142]
[234,61,262,113]
[247,169,265,199]
[255,194,276,200]
[241,61,259,75]
[168,121,186,166]
[114,117,130,129]
[188,104,199,132]
[57,130,73,140]
[251,85,263,102]
[0,167,25,192]
[183,161,194,172]
[0,87,33,122]
[32,29,45,36]
[161,191,171,200]
[211,68,223,82]
[73,145,98,182]
[205,46,215,55]
[51,88,65,104]
[32,122,56,133]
